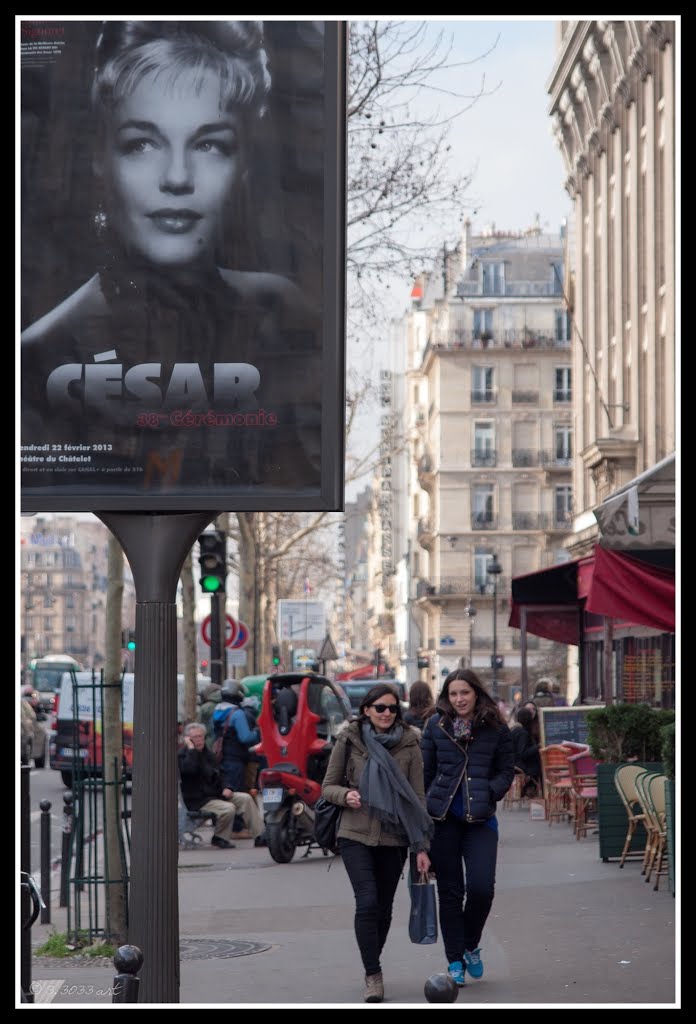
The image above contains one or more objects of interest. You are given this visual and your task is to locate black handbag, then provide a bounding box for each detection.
[312,797,342,852]
[408,871,438,944]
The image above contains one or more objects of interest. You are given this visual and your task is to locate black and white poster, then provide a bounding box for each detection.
[20,19,346,511]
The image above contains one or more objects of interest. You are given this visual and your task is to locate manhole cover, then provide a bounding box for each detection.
[33,938,270,969]
[180,938,270,960]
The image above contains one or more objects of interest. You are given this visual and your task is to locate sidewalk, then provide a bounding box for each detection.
[25,805,678,1007]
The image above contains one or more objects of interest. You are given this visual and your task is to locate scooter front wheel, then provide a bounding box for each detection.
[267,816,297,863]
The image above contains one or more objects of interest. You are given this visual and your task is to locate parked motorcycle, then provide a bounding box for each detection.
[255,672,351,863]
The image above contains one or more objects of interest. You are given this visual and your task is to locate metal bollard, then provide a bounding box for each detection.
[112,945,144,1003]
[59,792,73,908]
[39,799,51,924]
[21,765,34,1003]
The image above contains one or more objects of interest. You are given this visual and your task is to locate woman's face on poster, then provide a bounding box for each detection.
[101,67,244,268]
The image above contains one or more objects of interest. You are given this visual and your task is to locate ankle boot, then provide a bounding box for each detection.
[364,972,384,1003]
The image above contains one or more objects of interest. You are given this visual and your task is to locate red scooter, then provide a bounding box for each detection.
[255,672,351,863]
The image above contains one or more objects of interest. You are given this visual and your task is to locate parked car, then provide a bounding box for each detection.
[336,679,408,714]
[20,691,48,768]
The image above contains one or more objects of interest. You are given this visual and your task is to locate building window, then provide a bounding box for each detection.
[482,262,504,295]
[473,309,493,338]
[472,485,495,528]
[43,593,53,608]
[472,366,494,402]
[473,423,495,466]
[554,426,572,464]
[555,485,573,527]
[554,367,572,402]
[44,617,53,632]
[25,616,34,632]
[551,262,564,295]
[474,549,494,593]
[554,309,570,342]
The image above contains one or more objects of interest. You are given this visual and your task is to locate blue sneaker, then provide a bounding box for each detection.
[464,947,483,979]
[447,961,466,987]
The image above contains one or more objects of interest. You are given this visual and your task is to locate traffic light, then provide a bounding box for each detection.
[491,654,504,669]
[271,644,281,667]
[198,531,227,593]
[121,628,136,651]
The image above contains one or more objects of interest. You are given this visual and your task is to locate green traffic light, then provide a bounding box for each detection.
[127,640,136,651]
[201,575,223,593]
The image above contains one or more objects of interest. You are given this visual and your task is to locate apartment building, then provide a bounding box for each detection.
[393,220,573,699]
[20,515,136,670]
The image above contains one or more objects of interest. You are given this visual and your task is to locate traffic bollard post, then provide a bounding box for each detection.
[112,945,144,1003]
[39,799,51,924]
[59,791,73,908]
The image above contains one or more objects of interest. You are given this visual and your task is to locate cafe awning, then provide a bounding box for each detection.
[509,545,675,643]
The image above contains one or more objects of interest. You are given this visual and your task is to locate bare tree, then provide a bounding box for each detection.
[347,20,497,321]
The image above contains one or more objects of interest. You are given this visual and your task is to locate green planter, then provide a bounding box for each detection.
[596,762,663,862]
[665,778,676,895]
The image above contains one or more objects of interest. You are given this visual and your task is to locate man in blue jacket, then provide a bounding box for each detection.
[213,681,261,792]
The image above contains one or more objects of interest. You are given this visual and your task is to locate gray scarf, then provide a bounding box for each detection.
[359,722,434,852]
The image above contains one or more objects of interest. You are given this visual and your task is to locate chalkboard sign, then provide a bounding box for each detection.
[539,706,603,747]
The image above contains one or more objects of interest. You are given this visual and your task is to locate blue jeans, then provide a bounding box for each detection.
[338,838,407,976]
[429,815,498,964]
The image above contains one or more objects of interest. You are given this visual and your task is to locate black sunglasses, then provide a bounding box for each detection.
[369,702,399,714]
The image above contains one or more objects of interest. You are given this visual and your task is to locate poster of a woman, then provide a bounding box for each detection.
[20,19,346,511]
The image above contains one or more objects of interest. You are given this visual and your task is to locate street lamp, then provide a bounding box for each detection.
[487,554,502,699]
[464,601,477,669]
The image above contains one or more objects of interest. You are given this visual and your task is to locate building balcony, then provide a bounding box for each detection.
[471,449,497,467]
[471,515,498,530]
[512,390,540,404]
[540,451,572,471]
[471,390,497,404]
[414,577,511,601]
[512,449,540,467]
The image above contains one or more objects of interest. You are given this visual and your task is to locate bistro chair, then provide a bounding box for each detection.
[646,773,669,891]
[503,767,538,810]
[633,770,665,885]
[613,764,649,868]
[540,744,574,826]
[567,752,599,839]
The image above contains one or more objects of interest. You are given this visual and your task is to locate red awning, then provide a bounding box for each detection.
[585,545,675,632]
[509,547,675,642]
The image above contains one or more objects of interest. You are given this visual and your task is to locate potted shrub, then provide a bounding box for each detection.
[587,704,675,862]
[661,722,676,895]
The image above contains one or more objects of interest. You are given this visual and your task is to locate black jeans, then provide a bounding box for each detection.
[338,838,407,976]
[428,815,498,964]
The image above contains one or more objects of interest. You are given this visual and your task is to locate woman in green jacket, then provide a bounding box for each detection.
[322,683,433,1003]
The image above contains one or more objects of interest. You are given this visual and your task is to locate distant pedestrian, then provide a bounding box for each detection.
[531,680,554,708]
[198,683,222,747]
[509,707,542,795]
[212,681,261,791]
[421,669,514,988]
[403,680,436,730]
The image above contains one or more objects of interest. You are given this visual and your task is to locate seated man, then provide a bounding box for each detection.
[178,722,263,848]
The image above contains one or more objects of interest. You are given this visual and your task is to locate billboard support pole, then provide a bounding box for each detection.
[96,511,214,1005]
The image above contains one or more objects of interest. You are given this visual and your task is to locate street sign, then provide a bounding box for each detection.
[228,650,247,667]
[318,634,339,661]
[230,620,250,650]
[440,635,456,646]
[278,600,326,645]
[201,614,238,648]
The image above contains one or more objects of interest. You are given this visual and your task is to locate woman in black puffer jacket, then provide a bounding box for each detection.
[421,669,514,988]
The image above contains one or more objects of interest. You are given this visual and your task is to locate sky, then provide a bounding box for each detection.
[346,17,572,496]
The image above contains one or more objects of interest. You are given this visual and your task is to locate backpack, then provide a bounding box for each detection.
[212,709,233,763]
